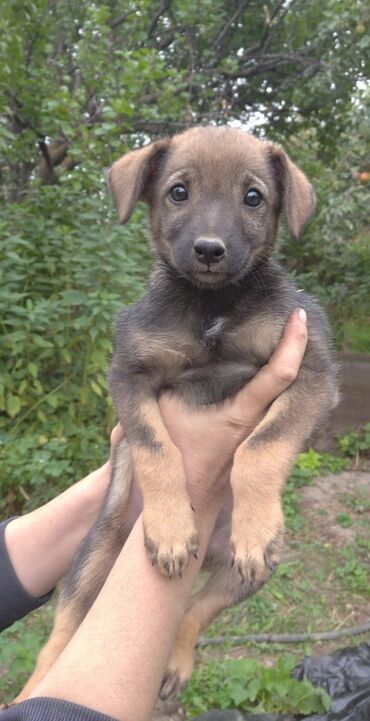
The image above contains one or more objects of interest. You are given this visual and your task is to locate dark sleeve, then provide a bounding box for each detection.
[0,698,119,721]
[0,520,54,631]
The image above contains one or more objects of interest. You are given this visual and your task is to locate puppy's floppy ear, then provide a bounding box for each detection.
[108,138,171,224]
[269,145,316,240]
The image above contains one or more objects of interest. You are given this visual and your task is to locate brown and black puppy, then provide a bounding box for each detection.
[15,127,338,702]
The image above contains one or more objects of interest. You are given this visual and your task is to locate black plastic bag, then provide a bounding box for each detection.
[293,641,370,720]
[191,642,370,721]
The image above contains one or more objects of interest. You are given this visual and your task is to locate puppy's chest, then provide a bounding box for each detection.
[148,313,281,404]
[179,312,280,364]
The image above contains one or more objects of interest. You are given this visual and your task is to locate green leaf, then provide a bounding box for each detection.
[27,362,38,378]
[6,393,21,417]
[91,380,102,397]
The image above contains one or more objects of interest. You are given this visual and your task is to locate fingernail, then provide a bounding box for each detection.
[297,308,307,324]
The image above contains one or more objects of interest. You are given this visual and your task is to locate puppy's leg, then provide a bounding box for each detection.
[160,563,267,700]
[117,388,199,578]
[13,439,133,703]
[230,378,335,584]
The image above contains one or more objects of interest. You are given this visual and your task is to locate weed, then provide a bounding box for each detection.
[335,546,370,594]
[0,608,53,701]
[340,491,370,515]
[337,424,370,466]
[336,512,353,528]
[182,656,331,717]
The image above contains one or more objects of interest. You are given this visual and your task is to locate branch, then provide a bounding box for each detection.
[25,3,50,68]
[258,0,290,53]
[109,10,136,31]
[132,119,191,135]
[147,0,172,39]
[205,52,315,80]
[198,620,370,646]
[212,0,251,50]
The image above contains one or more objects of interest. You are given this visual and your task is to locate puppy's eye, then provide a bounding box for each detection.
[244,188,263,207]
[170,184,188,202]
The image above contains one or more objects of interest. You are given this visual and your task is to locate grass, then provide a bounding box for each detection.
[0,606,54,701]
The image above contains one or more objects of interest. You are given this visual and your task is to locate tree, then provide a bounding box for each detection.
[0,0,368,199]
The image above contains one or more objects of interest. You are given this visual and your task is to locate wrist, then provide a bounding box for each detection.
[5,460,111,597]
[74,460,111,524]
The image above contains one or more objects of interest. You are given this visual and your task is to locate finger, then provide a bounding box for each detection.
[231,308,308,420]
[110,422,124,450]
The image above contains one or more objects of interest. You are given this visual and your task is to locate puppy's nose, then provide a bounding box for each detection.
[193,238,225,265]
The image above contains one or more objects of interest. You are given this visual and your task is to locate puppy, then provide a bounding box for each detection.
[15,126,338,702]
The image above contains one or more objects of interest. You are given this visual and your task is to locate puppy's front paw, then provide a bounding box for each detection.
[230,505,284,588]
[144,504,199,578]
[159,647,194,700]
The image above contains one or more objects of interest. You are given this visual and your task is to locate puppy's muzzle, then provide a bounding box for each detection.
[193,237,226,267]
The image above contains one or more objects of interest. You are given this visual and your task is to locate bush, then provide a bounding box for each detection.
[278,90,370,351]
[0,179,151,511]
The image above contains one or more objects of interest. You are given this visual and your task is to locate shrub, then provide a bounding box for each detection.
[0,180,151,510]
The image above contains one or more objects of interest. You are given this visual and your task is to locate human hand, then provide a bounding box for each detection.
[159,308,308,509]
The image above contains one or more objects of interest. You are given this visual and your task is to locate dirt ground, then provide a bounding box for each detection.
[298,470,370,545]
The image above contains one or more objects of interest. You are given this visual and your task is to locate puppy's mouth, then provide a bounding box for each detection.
[190,268,233,287]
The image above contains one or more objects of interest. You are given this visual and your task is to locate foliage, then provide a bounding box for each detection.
[337,423,370,462]
[0,186,151,510]
[1,0,368,201]
[291,448,349,486]
[182,656,331,717]
[0,609,53,700]
[278,86,370,350]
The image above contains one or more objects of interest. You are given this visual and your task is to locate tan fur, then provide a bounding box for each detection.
[130,327,208,375]
[227,314,284,360]
[131,401,199,577]
[230,436,293,583]
[108,139,170,223]
[268,143,316,239]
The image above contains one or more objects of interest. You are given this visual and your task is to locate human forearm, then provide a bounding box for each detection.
[4,462,111,598]
[29,498,221,721]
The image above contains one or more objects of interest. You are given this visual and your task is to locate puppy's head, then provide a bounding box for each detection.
[109,127,315,288]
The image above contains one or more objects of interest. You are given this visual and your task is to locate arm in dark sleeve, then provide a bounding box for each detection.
[0,520,54,631]
[0,698,119,721]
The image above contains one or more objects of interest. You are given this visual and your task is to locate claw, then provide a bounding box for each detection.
[159,671,184,701]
